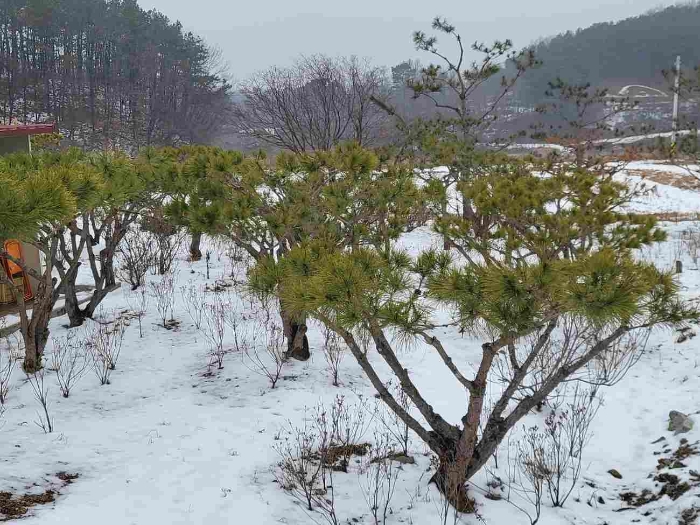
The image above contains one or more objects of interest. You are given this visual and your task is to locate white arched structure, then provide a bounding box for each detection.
[617,85,669,97]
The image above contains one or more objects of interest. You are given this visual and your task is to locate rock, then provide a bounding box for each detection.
[608,469,623,479]
[668,411,694,434]
[676,327,697,344]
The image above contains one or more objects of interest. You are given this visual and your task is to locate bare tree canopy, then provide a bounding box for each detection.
[233,55,390,152]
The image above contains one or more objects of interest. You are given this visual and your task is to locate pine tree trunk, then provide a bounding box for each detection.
[22,294,53,373]
[190,232,203,261]
[431,454,475,513]
[63,263,86,327]
[280,307,310,361]
[23,328,41,373]
[103,248,117,288]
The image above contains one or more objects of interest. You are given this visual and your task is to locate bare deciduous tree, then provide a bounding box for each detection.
[234,55,389,152]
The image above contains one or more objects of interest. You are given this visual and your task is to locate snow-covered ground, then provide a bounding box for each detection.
[2,164,700,525]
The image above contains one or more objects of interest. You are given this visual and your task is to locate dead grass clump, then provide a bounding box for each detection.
[323,443,371,467]
[0,490,55,520]
[654,473,691,501]
[619,489,660,507]
[0,472,80,521]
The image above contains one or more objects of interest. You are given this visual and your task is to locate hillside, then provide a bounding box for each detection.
[512,2,700,105]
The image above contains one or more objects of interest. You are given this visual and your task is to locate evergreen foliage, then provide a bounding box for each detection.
[267,153,694,509]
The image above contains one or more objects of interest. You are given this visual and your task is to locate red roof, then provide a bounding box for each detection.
[0,124,57,137]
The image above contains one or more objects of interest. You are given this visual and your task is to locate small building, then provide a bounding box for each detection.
[0,123,57,305]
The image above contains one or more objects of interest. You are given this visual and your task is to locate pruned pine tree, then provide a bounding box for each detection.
[374,18,538,248]
[161,145,231,261]
[0,152,102,372]
[268,157,693,511]
[58,150,160,327]
[178,143,426,360]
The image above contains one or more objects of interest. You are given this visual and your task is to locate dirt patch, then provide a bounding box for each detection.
[319,443,372,472]
[651,211,700,223]
[620,489,660,507]
[55,472,79,485]
[655,473,691,500]
[657,440,699,470]
[627,168,700,191]
[619,440,700,510]
[0,490,56,521]
[0,472,79,521]
[680,507,700,525]
[324,443,371,463]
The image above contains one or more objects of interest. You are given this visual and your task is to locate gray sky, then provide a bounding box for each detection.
[139,0,678,81]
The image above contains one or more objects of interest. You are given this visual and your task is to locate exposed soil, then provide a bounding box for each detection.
[0,472,79,521]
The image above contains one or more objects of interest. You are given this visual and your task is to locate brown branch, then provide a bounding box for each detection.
[419,331,474,393]
[369,321,461,441]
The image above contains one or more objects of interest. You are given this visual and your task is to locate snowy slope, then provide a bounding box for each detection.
[1,170,700,525]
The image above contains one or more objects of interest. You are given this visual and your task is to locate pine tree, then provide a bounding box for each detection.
[59,150,159,326]
[162,143,426,360]
[270,156,694,511]
[0,150,102,371]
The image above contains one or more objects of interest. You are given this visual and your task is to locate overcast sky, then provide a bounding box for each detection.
[138,0,678,82]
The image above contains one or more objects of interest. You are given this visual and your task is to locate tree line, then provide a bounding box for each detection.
[0,0,230,149]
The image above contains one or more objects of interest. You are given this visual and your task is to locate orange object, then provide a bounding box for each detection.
[1,240,33,301]
[3,239,24,276]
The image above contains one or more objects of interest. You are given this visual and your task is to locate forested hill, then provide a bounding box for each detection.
[512,1,700,105]
[0,0,230,150]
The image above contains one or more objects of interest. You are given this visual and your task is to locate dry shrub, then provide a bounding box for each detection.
[322,327,345,387]
[202,294,228,370]
[50,331,89,398]
[26,370,53,433]
[232,298,286,388]
[125,287,149,338]
[275,412,339,525]
[180,282,206,329]
[86,314,127,385]
[116,229,154,290]
[358,432,400,525]
[0,337,17,405]
[150,272,177,329]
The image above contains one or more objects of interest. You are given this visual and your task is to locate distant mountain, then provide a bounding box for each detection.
[512,2,700,105]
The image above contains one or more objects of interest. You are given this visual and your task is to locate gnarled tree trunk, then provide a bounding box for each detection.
[280,307,310,361]
[189,232,203,261]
